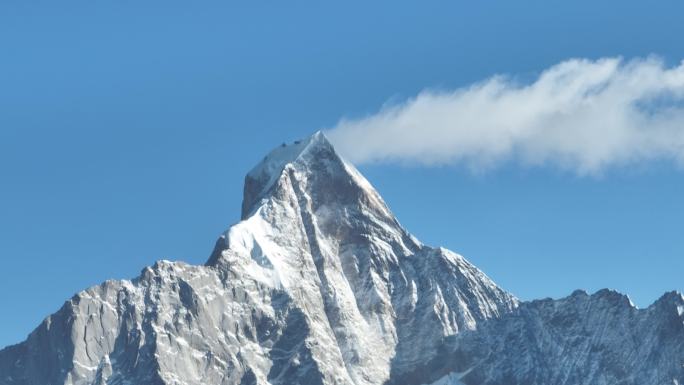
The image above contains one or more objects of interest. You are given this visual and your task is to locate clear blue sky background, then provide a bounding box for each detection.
[1,1,683,348]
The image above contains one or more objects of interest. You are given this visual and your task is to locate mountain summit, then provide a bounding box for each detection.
[205,131,516,384]
[1,133,683,385]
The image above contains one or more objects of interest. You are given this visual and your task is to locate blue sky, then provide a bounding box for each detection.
[1,1,683,348]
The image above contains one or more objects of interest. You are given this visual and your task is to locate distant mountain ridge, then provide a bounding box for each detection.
[1,132,682,385]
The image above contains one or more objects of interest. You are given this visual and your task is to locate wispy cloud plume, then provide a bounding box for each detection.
[326,57,684,174]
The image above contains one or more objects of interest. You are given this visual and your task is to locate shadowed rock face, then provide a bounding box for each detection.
[1,132,682,385]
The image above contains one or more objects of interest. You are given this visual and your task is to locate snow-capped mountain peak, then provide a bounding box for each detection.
[241,130,393,223]
[242,130,329,218]
[2,133,682,385]
[204,133,517,384]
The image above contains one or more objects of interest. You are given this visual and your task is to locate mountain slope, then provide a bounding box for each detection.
[0,132,517,385]
[435,289,684,385]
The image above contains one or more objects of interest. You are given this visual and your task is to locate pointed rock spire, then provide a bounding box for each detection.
[241,131,394,224]
[241,131,334,218]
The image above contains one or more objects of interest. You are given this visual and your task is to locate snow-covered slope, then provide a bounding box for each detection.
[0,132,517,385]
[2,132,683,385]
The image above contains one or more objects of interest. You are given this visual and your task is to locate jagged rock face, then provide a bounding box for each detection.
[437,289,684,385]
[2,132,683,385]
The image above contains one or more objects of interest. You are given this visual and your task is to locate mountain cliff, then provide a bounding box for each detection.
[1,132,682,385]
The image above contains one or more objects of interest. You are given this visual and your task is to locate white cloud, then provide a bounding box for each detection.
[325,57,684,174]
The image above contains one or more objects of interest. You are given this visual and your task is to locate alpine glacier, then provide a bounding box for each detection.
[1,132,682,385]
